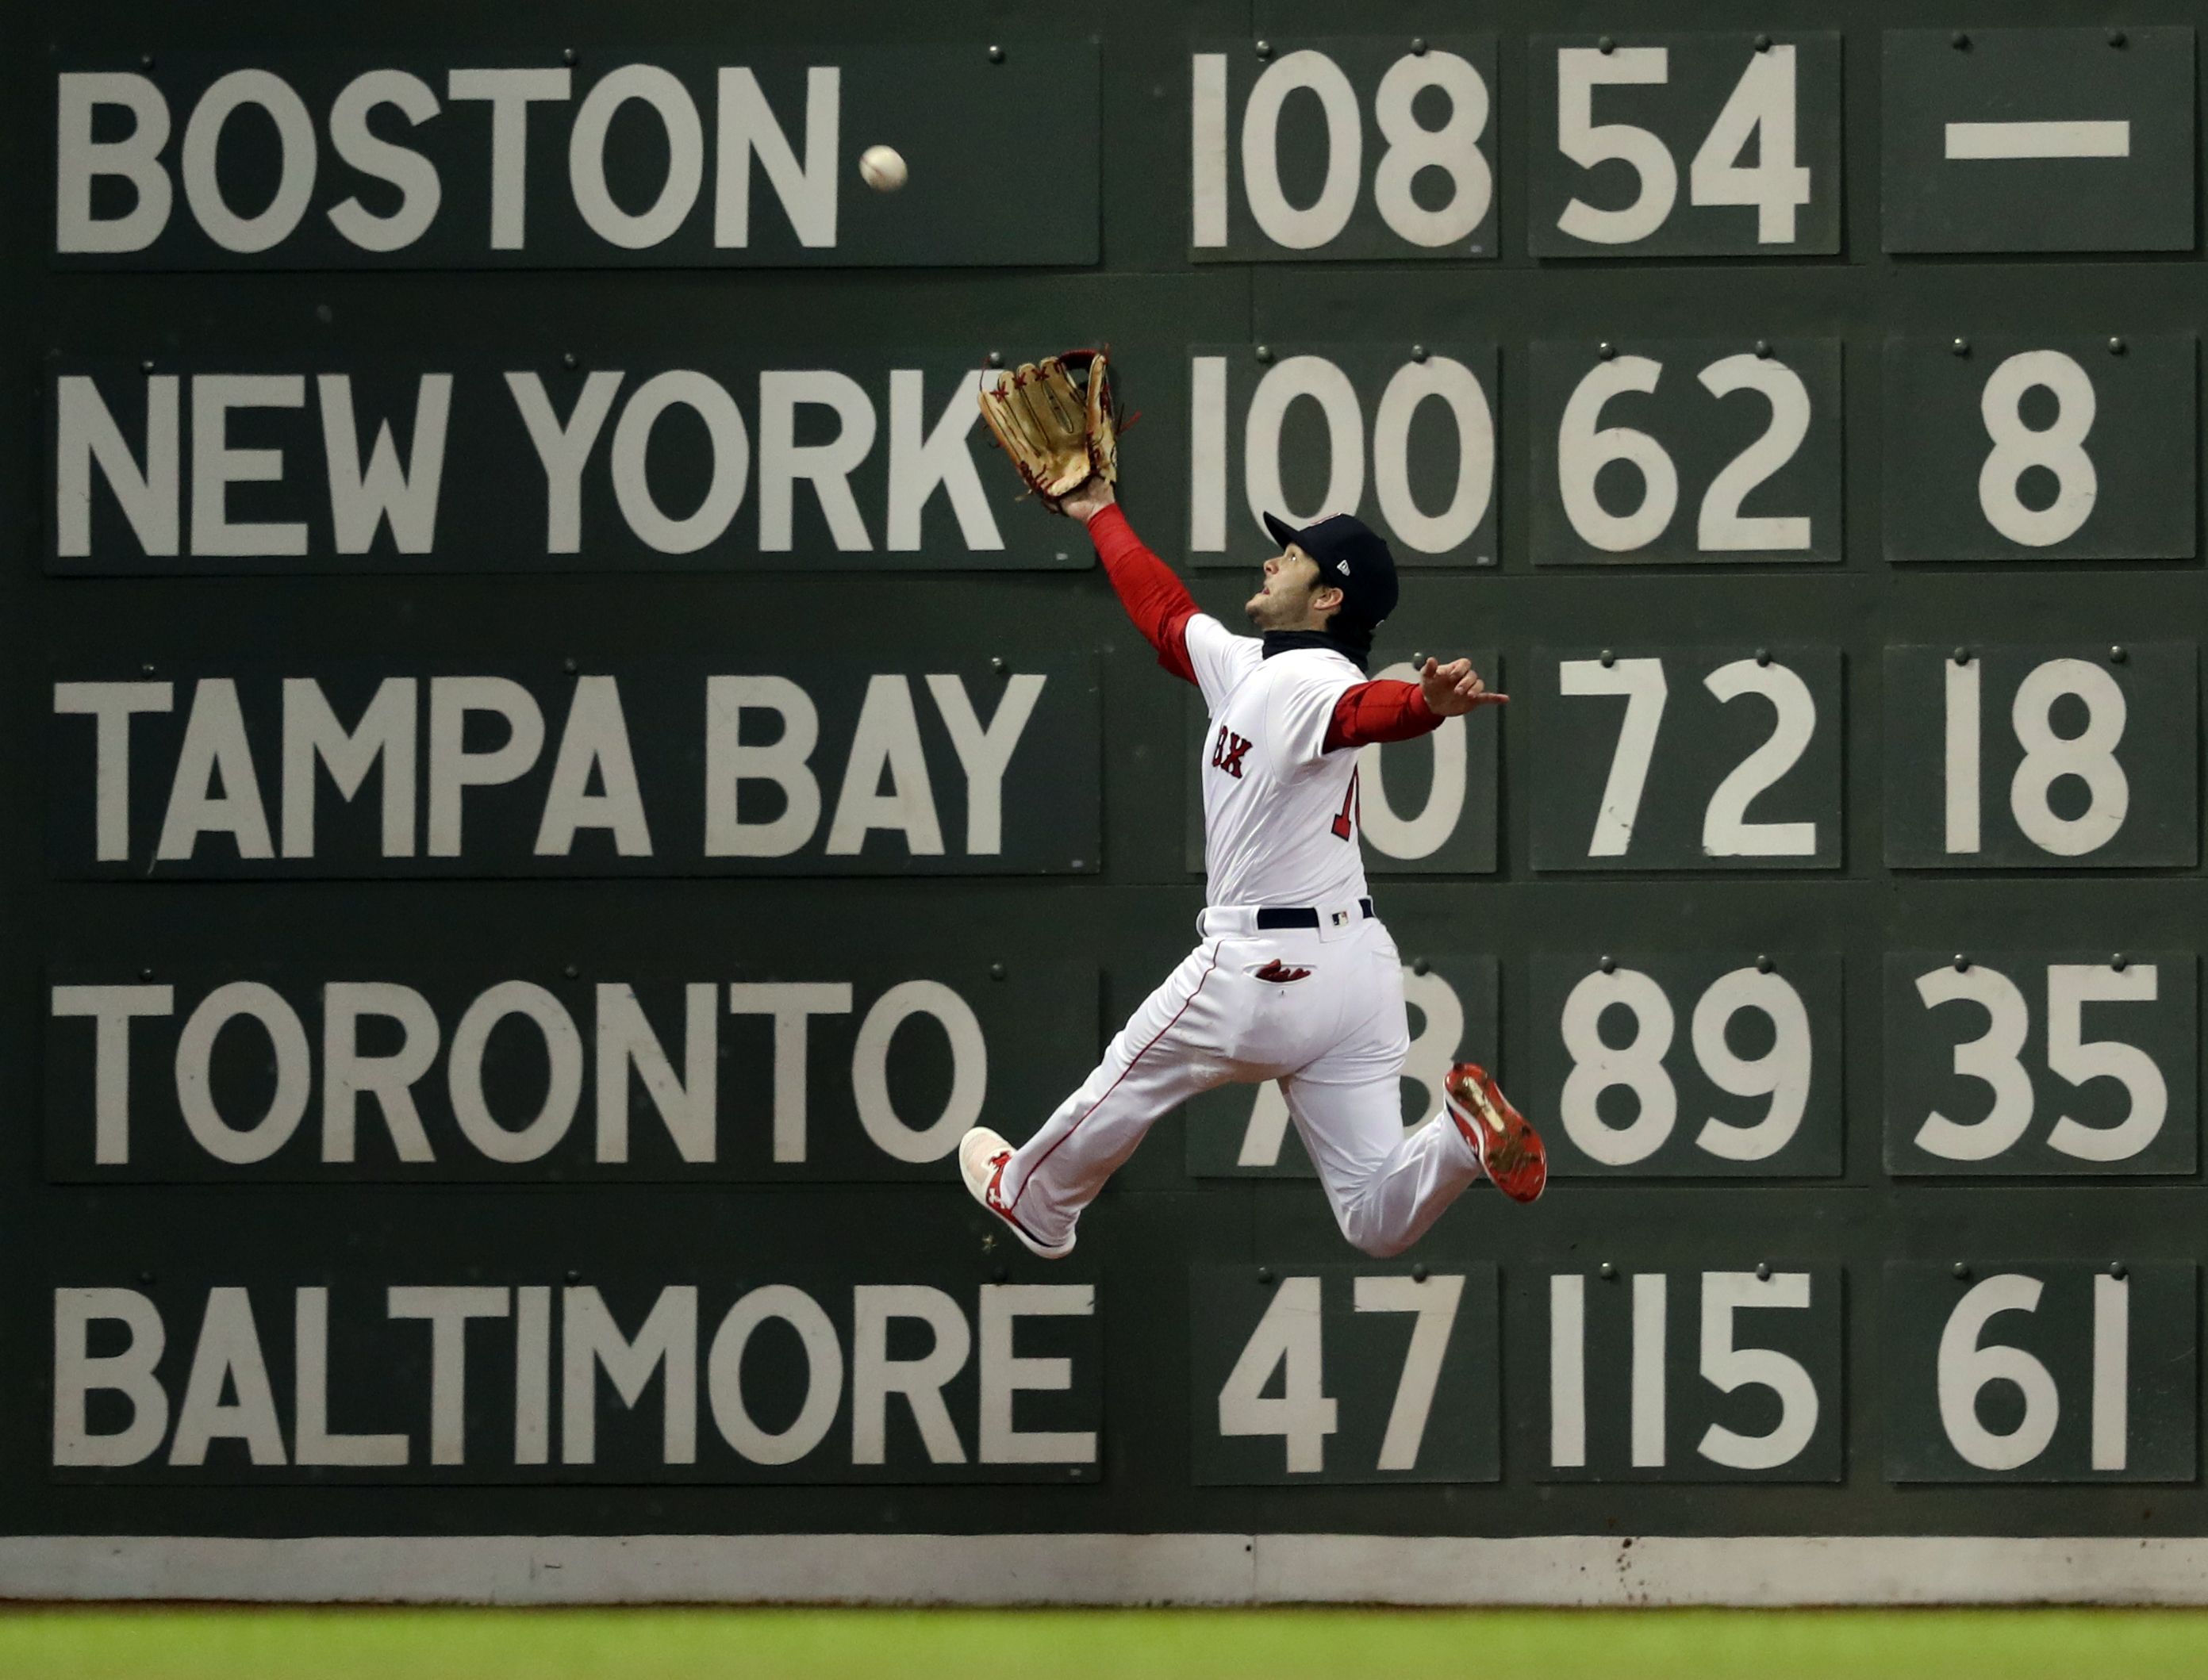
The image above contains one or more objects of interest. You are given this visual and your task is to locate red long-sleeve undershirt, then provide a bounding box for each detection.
[1087,504,1202,684]
[1085,504,1442,753]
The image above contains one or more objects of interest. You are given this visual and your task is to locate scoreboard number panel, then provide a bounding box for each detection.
[47,656,1106,880]
[45,958,1104,1185]
[1189,37,1499,261]
[1181,649,1499,878]
[1882,644,2198,869]
[1183,954,1498,1179]
[1881,28,2195,253]
[1192,1264,1499,1485]
[1883,952,2198,1178]
[1530,646,1843,872]
[1884,1262,2196,1482]
[1187,344,1499,569]
[46,1265,1103,1486]
[1530,338,1841,566]
[1531,953,1842,1179]
[49,46,1104,271]
[1528,33,1841,258]
[1882,335,2196,562]
[50,351,1122,577]
[1536,1265,1843,1482]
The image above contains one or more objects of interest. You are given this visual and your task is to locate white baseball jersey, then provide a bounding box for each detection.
[1186,614,1369,910]
[997,584,1488,1265]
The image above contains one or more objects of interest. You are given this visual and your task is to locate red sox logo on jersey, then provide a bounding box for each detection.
[1209,724,1253,779]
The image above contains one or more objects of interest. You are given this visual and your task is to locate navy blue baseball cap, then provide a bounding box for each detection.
[1263,511,1400,631]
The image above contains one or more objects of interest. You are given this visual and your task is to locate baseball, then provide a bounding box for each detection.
[858,144,908,193]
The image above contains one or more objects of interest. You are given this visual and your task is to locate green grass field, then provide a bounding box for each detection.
[3,1606,2208,1680]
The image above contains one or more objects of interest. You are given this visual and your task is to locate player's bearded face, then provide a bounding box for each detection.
[1244,547,1331,631]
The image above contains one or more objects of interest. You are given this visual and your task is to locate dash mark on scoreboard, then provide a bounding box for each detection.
[1944,120,2131,160]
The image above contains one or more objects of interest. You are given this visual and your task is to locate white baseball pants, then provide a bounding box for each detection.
[996,906,1484,1256]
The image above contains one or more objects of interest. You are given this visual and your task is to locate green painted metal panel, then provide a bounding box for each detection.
[1527,33,1843,258]
[46,957,1100,1183]
[1881,336,2196,562]
[1881,643,2198,869]
[1188,1263,1499,1484]
[1881,28,2195,253]
[1882,1261,2195,1482]
[52,45,1103,270]
[1529,646,1844,872]
[1527,337,1844,566]
[1188,36,1500,263]
[1184,342,1500,570]
[1531,1263,1845,1483]
[1881,952,2197,1176]
[1530,951,1844,1179]
[13,0,2208,1576]
[44,657,1103,879]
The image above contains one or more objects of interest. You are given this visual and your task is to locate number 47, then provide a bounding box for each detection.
[1218,1274,1465,1475]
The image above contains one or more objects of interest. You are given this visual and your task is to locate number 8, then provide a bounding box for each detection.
[1978,351,2097,547]
[1945,657,2129,857]
[2011,660,2128,856]
[1561,968,1677,1165]
[1373,52,1492,247]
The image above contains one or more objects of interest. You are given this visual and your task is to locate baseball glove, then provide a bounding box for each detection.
[976,349,1119,503]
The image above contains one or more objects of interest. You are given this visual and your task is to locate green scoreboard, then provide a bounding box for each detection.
[13,0,2208,1607]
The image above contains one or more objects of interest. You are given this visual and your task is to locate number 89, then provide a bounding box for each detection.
[1560,965,1811,1166]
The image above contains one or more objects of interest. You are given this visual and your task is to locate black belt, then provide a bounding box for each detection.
[1254,898,1375,930]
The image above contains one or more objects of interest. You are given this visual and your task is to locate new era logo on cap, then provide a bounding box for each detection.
[1336,560,1350,574]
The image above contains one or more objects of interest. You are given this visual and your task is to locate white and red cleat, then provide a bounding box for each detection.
[958,1126,1076,1260]
[1443,1063,1547,1204]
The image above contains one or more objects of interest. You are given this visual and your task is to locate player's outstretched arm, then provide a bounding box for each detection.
[1323,656,1506,752]
[1060,476,1204,686]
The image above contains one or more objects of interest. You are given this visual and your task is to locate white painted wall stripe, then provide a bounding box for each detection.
[1944,121,2131,160]
[6,1535,2208,1607]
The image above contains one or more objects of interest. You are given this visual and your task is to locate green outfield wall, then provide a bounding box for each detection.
[10,0,2208,1605]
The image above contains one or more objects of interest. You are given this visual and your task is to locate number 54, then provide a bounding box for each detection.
[1556,45,1809,245]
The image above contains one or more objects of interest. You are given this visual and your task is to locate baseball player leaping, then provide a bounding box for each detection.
[957,355,1546,1260]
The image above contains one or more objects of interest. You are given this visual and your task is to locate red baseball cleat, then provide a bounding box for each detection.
[1444,1063,1547,1204]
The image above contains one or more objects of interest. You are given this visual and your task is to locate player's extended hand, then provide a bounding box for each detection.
[1053,474,1117,522]
[1418,656,1507,717]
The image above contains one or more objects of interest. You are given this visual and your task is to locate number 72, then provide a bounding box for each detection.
[1555,654,1824,860]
